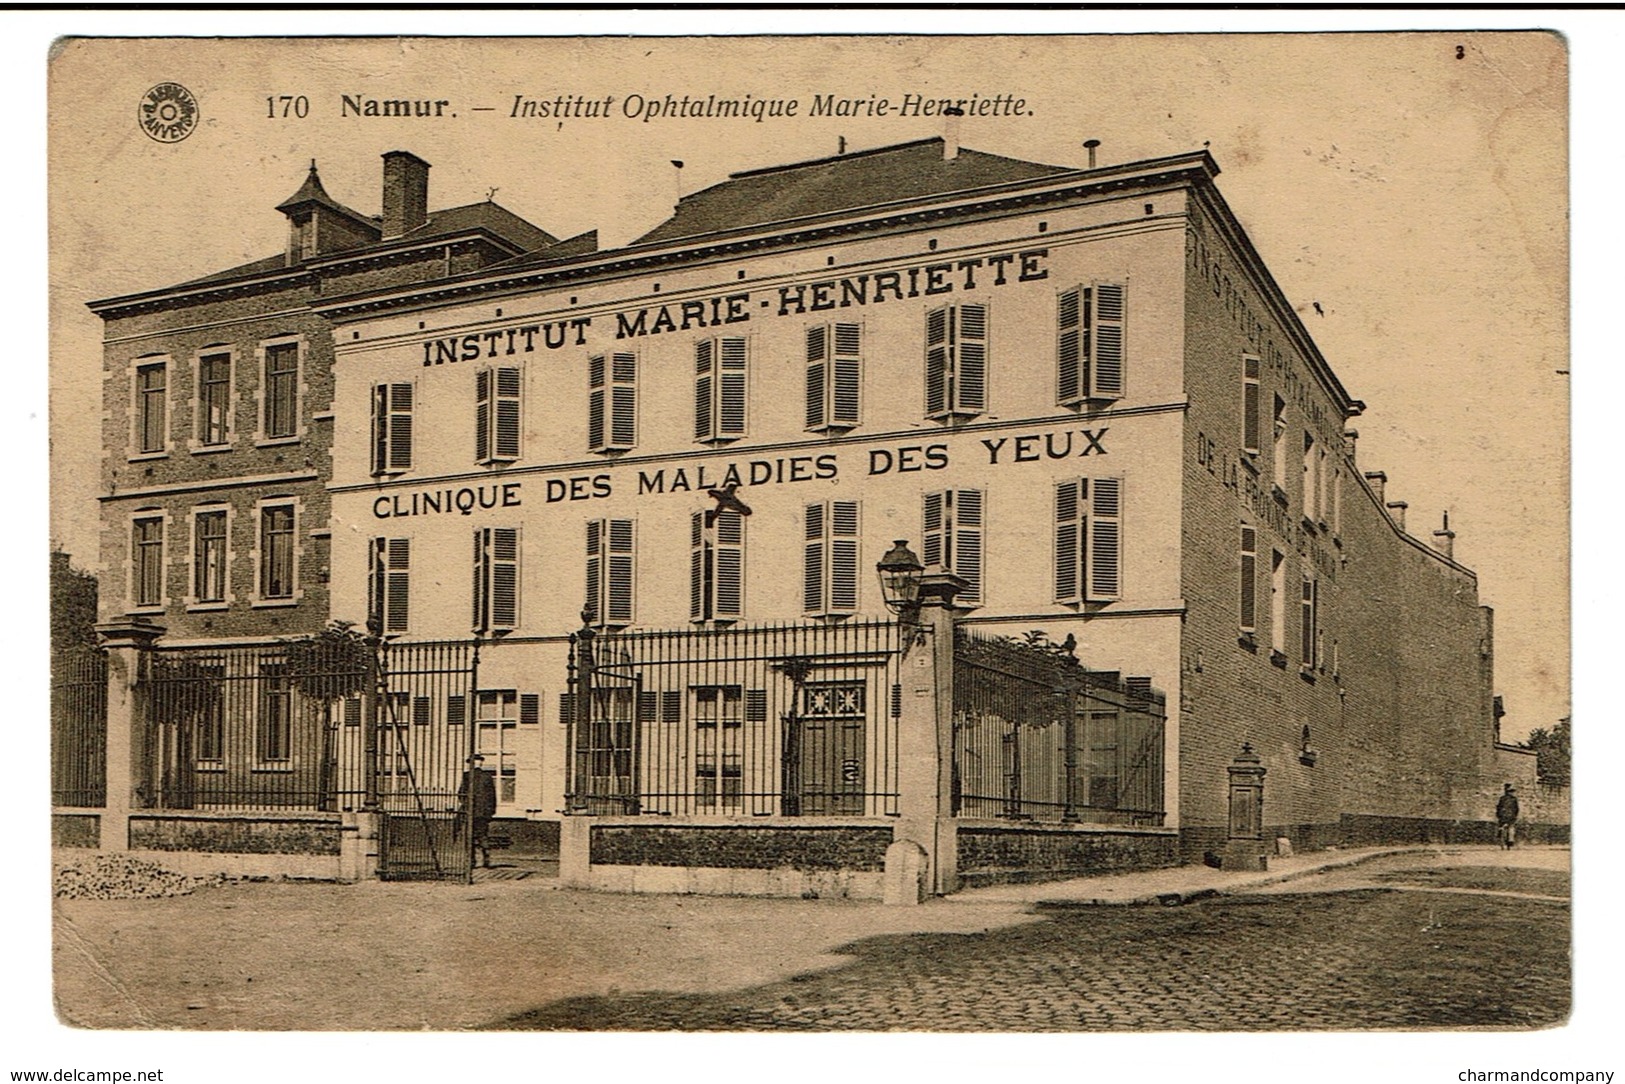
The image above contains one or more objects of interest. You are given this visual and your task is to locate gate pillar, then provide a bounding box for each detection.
[94,617,165,851]
[893,569,965,900]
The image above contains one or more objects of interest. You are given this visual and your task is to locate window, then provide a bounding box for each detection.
[1272,396,1288,493]
[262,341,299,440]
[1303,432,1320,521]
[1300,573,1319,669]
[1057,283,1126,406]
[369,537,410,634]
[923,489,984,605]
[371,382,414,474]
[806,323,861,431]
[1242,355,1261,454]
[131,514,165,609]
[471,527,520,633]
[1054,478,1122,604]
[257,665,291,763]
[1270,550,1287,656]
[192,508,229,605]
[588,352,637,452]
[925,303,987,419]
[258,503,296,600]
[1239,525,1257,635]
[585,519,634,629]
[476,366,522,464]
[1332,468,1343,537]
[690,509,744,622]
[476,690,521,805]
[197,352,232,448]
[195,668,225,763]
[693,685,745,813]
[694,337,747,442]
[135,361,167,455]
[803,500,860,617]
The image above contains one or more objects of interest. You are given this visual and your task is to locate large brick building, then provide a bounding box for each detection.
[82,135,1521,882]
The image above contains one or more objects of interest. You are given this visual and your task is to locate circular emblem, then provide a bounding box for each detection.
[138,83,199,143]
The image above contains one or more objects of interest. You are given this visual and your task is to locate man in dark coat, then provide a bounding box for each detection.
[459,754,499,868]
[1496,783,1520,850]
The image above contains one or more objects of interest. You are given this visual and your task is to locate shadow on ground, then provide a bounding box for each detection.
[490,887,1570,1031]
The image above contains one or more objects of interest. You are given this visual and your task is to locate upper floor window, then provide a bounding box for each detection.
[476,367,522,464]
[923,489,984,605]
[1241,355,1261,455]
[131,514,165,610]
[804,500,860,617]
[1057,283,1125,406]
[806,323,861,432]
[371,382,414,475]
[588,352,637,453]
[1303,432,1320,522]
[1054,478,1122,605]
[191,507,229,606]
[262,341,300,440]
[472,526,520,633]
[258,502,297,601]
[690,508,744,623]
[1271,395,1288,493]
[695,337,747,443]
[585,518,635,629]
[925,303,986,420]
[1270,549,1287,657]
[1300,571,1320,670]
[135,361,167,455]
[196,352,232,448]
[1239,525,1258,636]
[369,537,411,634]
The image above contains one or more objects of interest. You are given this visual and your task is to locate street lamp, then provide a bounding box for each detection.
[876,539,924,619]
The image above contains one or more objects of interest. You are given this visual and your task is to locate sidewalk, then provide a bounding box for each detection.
[946,845,1476,908]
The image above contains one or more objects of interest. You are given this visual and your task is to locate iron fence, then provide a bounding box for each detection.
[567,620,904,818]
[51,648,107,807]
[953,629,1166,824]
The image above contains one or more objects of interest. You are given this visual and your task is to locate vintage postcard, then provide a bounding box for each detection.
[43,30,1572,1056]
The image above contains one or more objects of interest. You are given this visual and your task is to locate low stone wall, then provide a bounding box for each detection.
[956,823,1180,887]
[589,823,892,871]
[128,812,343,855]
[52,814,101,848]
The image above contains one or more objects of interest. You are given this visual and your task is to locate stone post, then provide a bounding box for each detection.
[890,568,965,901]
[94,617,165,852]
[1223,742,1269,871]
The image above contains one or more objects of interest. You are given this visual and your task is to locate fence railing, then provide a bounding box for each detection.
[953,629,1166,825]
[567,620,904,818]
[51,648,108,807]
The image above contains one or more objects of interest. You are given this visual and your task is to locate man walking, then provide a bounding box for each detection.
[459,753,499,868]
[1496,783,1520,850]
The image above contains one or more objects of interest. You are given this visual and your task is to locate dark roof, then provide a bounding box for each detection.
[173,253,298,289]
[406,201,558,251]
[487,230,599,272]
[636,138,1070,245]
[275,162,378,233]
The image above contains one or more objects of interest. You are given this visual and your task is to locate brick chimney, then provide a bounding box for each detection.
[1364,470,1386,504]
[942,107,964,161]
[1386,500,1408,532]
[1343,428,1359,461]
[381,151,430,238]
[1432,510,1456,560]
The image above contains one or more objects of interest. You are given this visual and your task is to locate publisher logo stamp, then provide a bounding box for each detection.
[138,82,199,143]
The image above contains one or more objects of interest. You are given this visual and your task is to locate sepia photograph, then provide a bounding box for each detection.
[28,19,1594,1066]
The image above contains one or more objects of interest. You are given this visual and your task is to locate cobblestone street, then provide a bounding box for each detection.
[53,847,1569,1031]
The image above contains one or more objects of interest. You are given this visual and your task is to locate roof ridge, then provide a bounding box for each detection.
[726,136,944,180]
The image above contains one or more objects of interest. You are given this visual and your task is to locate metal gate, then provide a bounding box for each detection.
[51,648,108,808]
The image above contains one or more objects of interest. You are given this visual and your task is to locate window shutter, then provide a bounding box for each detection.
[694,339,713,440]
[474,369,492,462]
[713,509,744,620]
[689,511,706,621]
[412,697,431,726]
[490,527,519,630]
[803,502,825,614]
[830,500,860,613]
[384,538,410,633]
[1240,526,1257,633]
[1087,478,1122,602]
[520,693,540,726]
[344,697,362,727]
[387,383,413,470]
[953,489,984,605]
[956,304,987,412]
[805,325,828,430]
[607,519,634,625]
[1242,356,1261,454]
[447,695,466,727]
[370,538,387,631]
[584,519,602,626]
[494,367,522,460]
[636,691,658,724]
[471,529,484,631]
[925,307,948,417]
[558,692,575,728]
[832,323,862,427]
[610,352,637,449]
[718,337,747,437]
[1054,481,1081,603]
[371,384,389,475]
[587,354,607,452]
[745,689,767,723]
[922,491,946,568]
[1089,283,1125,399]
[1057,287,1083,405]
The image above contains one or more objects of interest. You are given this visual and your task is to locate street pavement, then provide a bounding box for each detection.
[52,844,1569,1031]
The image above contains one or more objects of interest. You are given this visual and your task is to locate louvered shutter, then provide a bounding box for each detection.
[584,519,602,626]
[384,538,410,633]
[387,384,413,470]
[953,489,984,605]
[343,697,362,727]
[520,694,540,725]
[1087,478,1122,602]
[689,511,706,621]
[1242,356,1261,454]
[830,500,860,613]
[832,323,862,427]
[490,527,519,630]
[1057,287,1083,405]
[587,354,607,452]
[694,340,713,440]
[805,325,828,430]
[713,509,744,619]
[1054,481,1082,604]
[371,385,389,474]
[661,691,682,723]
[493,368,522,461]
[1089,284,1125,399]
[925,307,948,417]
[610,352,637,449]
[636,691,658,724]
[447,695,466,727]
[745,689,767,724]
[558,692,575,729]
[956,304,987,412]
[471,529,484,630]
[607,519,635,625]
[1240,526,1257,633]
[922,491,946,568]
[718,337,747,438]
[474,369,492,462]
[803,502,825,614]
[412,697,432,726]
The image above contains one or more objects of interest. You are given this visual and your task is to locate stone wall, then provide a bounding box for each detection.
[589,824,891,871]
[52,814,101,848]
[956,824,1179,887]
[128,812,341,855]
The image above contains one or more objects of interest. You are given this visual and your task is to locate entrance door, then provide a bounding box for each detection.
[798,681,866,815]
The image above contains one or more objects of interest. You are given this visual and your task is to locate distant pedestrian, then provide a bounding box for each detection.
[1495,783,1520,849]
[458,754,498,868]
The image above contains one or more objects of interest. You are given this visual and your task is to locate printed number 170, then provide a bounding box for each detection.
[267,96,310,118]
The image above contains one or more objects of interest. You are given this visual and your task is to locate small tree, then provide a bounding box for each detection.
[1522,718,1571,787]
[51,548,99,655]
[283,621,373,703]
